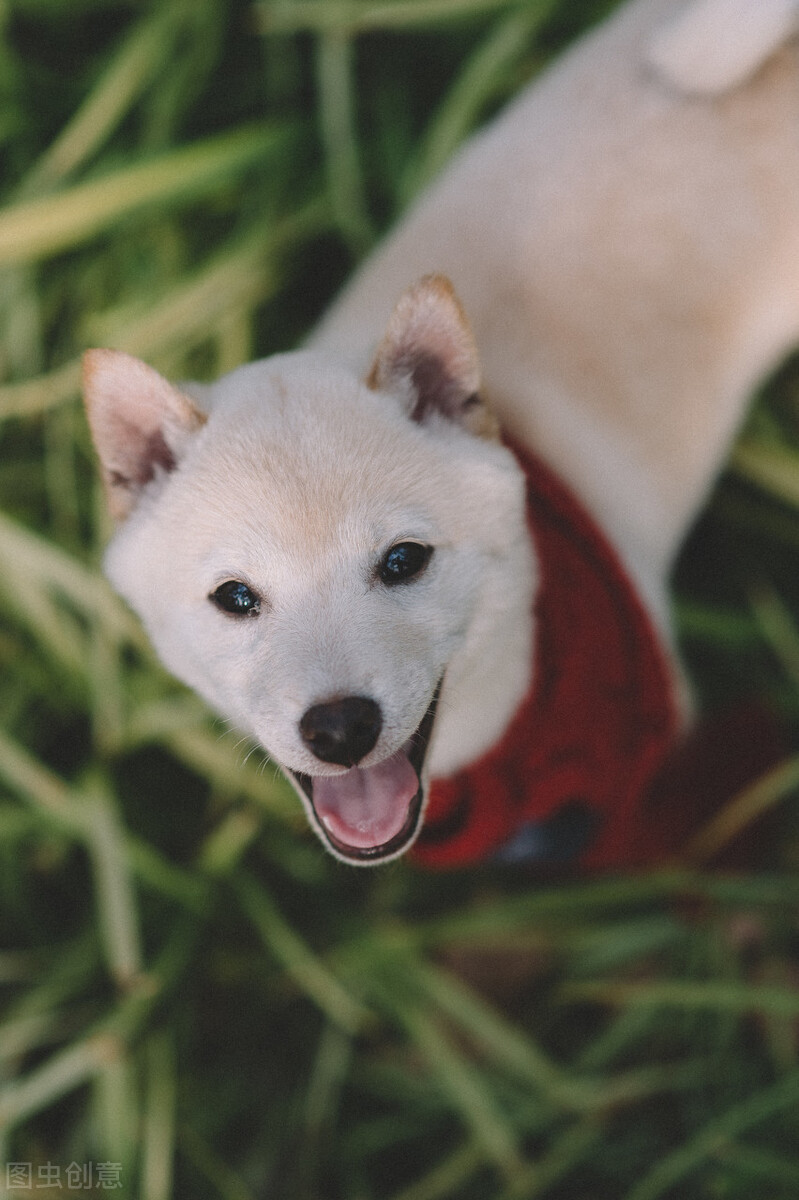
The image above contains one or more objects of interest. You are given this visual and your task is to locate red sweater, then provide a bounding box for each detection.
[414,442,681,871]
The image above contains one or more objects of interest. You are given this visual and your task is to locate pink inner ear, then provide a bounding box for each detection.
[106,423,176,490]
[367,275,481,425]
[399,347,479,425]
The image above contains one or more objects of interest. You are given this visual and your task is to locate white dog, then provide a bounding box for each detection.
[83,0,799,869]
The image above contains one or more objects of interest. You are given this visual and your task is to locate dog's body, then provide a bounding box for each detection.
[84,0,799,865]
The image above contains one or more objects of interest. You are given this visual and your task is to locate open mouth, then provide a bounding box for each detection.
[290,684,441,864]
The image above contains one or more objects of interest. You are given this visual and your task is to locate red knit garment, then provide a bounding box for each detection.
[413,441,681,871]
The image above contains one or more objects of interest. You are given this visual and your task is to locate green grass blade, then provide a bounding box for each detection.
[0,727,90,837]
[0,122,298,265]
[402,3,555,201]
[561,978,799,1020]
[178,1124,257,1200]
[749,579,799,688]
[316,32,375,253]
[84,199,330,359]
[732,439,799,508]
[716,1142,799,1189]
[196,809,263,877]
[0,1033,118,1132]
[19,7,187,196]
[234,872,371,1033]
[683,753,799,864]
[84,780,143,990]
[362,965,529,1185]
[156,725,298,823]
[141,1032,177,1200]
[496,1117,603,1200]
[0,509,144,645]
[624,1070,799,1200]
[0,198,330,422]
[409,957,577,1106]
[257,0,524,34]
[92,1050,139,1175]
[0,360,81,421]
[398,1001,530,1186]
[386,1141,484,1200]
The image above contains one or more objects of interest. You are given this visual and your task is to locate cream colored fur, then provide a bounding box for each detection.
[84,0,799,862]
[312,0,799,623]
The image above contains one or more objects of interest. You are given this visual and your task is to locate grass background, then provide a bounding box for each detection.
[2,0,799,1196]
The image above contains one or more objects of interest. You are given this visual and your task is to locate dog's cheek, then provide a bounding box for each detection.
[103,525,252,726]
[426,550,483,641]
[375,585,473,716]
[187,612,285,736]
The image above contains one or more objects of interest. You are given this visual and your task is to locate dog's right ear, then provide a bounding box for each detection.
[82,349,207,521]
[367,275,499,439]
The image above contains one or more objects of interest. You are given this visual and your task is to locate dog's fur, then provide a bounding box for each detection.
[83,0,799,864]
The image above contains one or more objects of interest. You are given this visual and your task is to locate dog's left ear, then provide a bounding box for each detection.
[367,275,499,439]
[82,349,207,521]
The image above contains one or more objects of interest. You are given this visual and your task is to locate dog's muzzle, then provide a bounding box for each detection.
[287,684,442,864]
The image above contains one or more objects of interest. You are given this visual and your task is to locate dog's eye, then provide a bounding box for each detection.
[210,580,261,617]
[379,541,433,585]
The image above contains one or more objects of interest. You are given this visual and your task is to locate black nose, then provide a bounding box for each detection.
[299,696,383,768]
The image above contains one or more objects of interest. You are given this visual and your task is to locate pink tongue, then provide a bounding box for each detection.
[313,751,419,850]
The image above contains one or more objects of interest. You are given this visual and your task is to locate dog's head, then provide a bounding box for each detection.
[83,276,534,864]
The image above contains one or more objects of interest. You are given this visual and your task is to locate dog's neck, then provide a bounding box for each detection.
[427,475,538,781]
[418,440,680,867]
[428,433,683,793]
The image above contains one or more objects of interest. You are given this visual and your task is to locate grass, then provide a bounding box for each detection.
[1,0,799,1197]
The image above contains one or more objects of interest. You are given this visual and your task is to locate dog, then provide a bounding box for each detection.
[82,0,799,869]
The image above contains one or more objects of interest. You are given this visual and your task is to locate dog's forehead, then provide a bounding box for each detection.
[176,354,463,564]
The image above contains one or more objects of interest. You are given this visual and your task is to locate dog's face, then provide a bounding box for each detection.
[84,277,532,864]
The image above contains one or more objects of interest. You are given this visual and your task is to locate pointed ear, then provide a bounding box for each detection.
[367,275,499,439]
[82,349,207,521]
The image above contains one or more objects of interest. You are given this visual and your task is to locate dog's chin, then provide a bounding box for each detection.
[287,685,441,865]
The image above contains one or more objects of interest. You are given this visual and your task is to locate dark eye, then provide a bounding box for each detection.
[210,580,261,617]
[378,541,433,586]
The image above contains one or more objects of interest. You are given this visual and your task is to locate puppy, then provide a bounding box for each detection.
[82,0,799,868]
